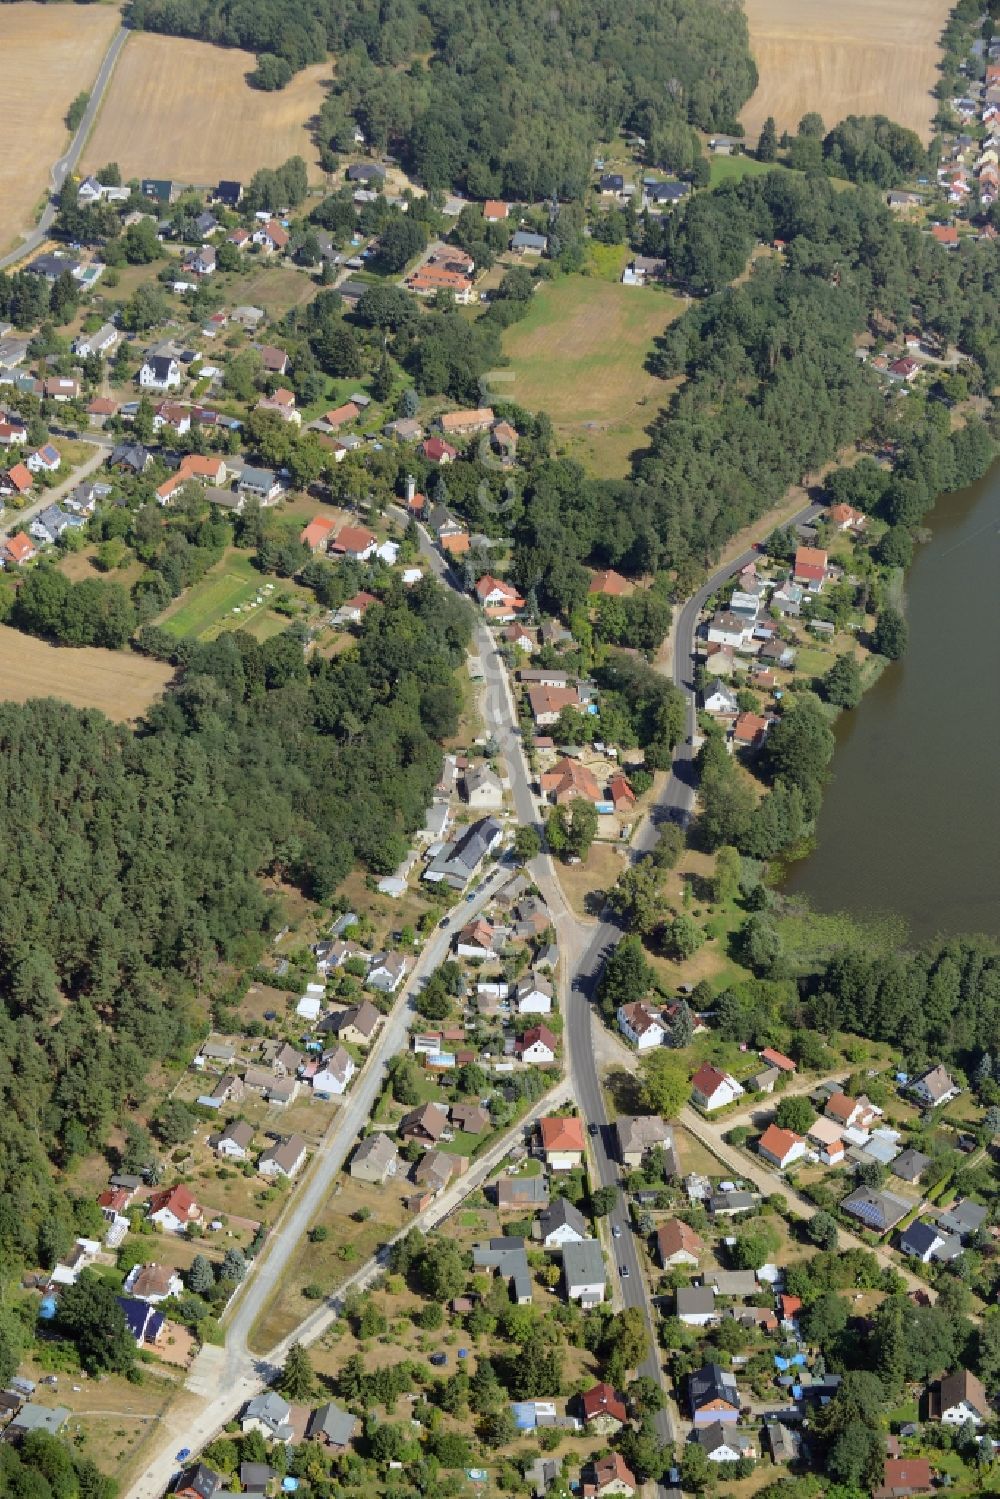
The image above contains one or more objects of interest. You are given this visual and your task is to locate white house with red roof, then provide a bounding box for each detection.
[517,1024,558,1065]
[758,1123,807,1170]
[539,1115,585,1170]
[147,1184,201,1234]
[617,1001,665,1050]
[691,1064,744,1112]
[475,574,524,618]
[792,545,828,592]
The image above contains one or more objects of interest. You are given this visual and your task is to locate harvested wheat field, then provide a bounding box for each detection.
[0,4,120,251]
[81,33,328,187]
[0,626,173,722]
[741,0,952,145]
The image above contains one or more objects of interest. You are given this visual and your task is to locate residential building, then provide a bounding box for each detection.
[139,355,181,391]
[300,515,336,552]
[696,1423,757,1462]
[368,952,409,993]
[689,1363,740,1424]
[807,1116,845,1165]
[691,1064,743,1112]
[210,1120,254,1160]
[307,1403,357,1449]
[733,712,769,750]
[473,1238,533,1304]
[540,756,601,803]
[237,466,282,505]
[760,1047,796,1074]
[330,999,382,1045]
[929,1369,990,1426]
[758,1123,807,1170]
[117,1296,165,1347]
[617,1001,665,1049]
[589,1452,636,1498]
[147,1184,200,1234]
[704,682,739,715]
[511,230,548,255]
[562,1238,606,1306]
[677,1286,717,1327]
[767,1421,801,1463]
[311,1047,355,1097]
[539,1114,585,1170]
[258,1134,308,1179]
[892,1148,931,1184]
[173,1464,222,1499]
[350,1133,399,1184]
[581,1382,627,1434]
[539,1197,589,1247]
[497,1174,549,1211]
[616,1115,676,1170]
[707,610,753,651]
[937,1198,988,1239]
[793,545,828,592]
[841,1186,912,1235]
[656,1219,704,1268]
[464,764,505,808]
[910,1065,958,1108]
[874,1459,932,1498]
[400,1101,449,1144]
[242,1392,294,1442]
[423,816,502,889]
[517,1024,558,1065]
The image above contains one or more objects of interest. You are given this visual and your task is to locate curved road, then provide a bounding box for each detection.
[0,26,129,271]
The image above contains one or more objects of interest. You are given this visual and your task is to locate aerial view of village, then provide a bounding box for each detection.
[0,0,999,1497]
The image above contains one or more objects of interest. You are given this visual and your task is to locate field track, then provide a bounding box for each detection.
[741,0,953,145]
[81,33,328,187]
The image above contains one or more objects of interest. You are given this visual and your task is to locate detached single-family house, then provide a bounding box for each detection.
[517,1024,558,1065]
[691,1064,744,1112]
[475,574,524,618]
[300,515,336,552]
[690,1363,741,1424]
[331,524,378,561]
[368,952,409,993]
[707,610,753,651]
[311,1046,355,1097]
[841,1186,911,1236]
[697,1424,757,1463]
[616,1115,676,1170]
[174,1465,222,1499]
[540,756,602,804]
[455,917,499,960]
[581,1382,627,1434]
[656,1218,704,1268]
[423,816,502,889]
[758,1124,807,1170]
[400,1101,449,1145]
[27,443,61,474]
[147,1184,201,1234]
[464,764,505,808]
[539,1114,585,1170]
[677,1285,717,1327]
[792,545,828,592]
[511,230,548,255]
[589,1453,636,1498]
[258,1133,308,1179]
[242,1392,294,1443]
[350,1132,400,1184]
[123,1262,183,1303]
[139,354,181,391]
[929,1369,990,1427]
[704,682,739,715]
[538,1197,589,1248]
[562,1238,606,1306]
[307,1402,357,1449]
[211,1120,255,1160]
[875,1459,933,1498]
[807,1116,846,1165]
[937,1198,988,1240]
[516,972,553,1014]
[910,1065,959,1108]
[617,1001,665,1050]
[331,999,382,1045]
[237,466,283,505]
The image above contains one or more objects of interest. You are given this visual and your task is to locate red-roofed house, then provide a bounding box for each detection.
[540,756,601,804]
[517,1024,558,1065]
[581,1382,627,1433]
[331,525,378,560]
[0,464,33,498]
[780,1294,802,1327]
[828,503,867,533]
[147,1185,201,1234]
[300,515,336,552]
[591,1452,637,1498]
[539,1115,585,1169]
[254,219,290,254]
[335,591,379,626]
[483,200,510,221]
[2,531,37,566]
[793,545,828,591]
[608,772,636,813]
[691,1064,743,1112]
[656,1219,704,1268]
[527,685,582,726]
[324,402,361,430]
[875,1459,933,1498]
[617,1001,665,1050]
[422,436,457,465]
[588,568,631,597]
[474,574,524,617]
[760,1047,796,1074]
[732,712,769,750]
[758,1123,807,1170]
[931,224,960,249]
[889,357,920,383]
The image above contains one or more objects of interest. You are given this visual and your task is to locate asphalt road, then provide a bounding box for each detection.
[0,26,129,271]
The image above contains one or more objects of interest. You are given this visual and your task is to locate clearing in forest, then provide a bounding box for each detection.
[158,550,312,642]
[0,625,172,722]
[501,274,683,479]
[741,0,952,145]
[0,4,121,253]
[80,33,328,187]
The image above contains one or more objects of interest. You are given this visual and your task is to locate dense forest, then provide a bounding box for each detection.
[122,0,756,198]
[0,579,469,1270]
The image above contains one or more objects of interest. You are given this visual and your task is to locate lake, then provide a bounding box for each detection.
[782,457,1000,940]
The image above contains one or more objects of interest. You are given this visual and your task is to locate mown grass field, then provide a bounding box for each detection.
[81,32,329,186]
[158,551,302,641]
[0,3,121,253]
[502,274,683,478]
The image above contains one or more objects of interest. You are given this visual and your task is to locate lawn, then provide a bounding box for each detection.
[157,550,312,641]
[502,273,683,479]
[708,154,783,186]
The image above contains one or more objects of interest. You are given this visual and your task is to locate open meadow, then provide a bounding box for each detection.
[0,624,172,721]
[741,0,953,144]
[81,33,329,188]
[501,274,683,478]
[157,549,316,641]
[0,3,121,253]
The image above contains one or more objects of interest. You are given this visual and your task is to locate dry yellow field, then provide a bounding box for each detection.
[741,0,953,144]
[81,33,328,187]
[0,4,121,251]
[0,625,172,721]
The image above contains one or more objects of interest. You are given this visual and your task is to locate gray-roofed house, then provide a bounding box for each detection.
[237,466,282,505]
[689,1363,740,1424]
[238,1463,274,1495]
[424,816,502,889]
[929,1368,991,1426]
[242,1391,294,1442]
[307,1402,357,1449]
[708,1190,756,1216]
[211,1120,254,1160]
[258,1134,308,1180]
[174,1463,222,1499]
[841,1186,912,1235]
[910,1065,959,1108]
[616,1115,677,1171]
[676,1286,717,1327]
[562,1239,606,1306]
[538,1197,589,1247]
[350,1132,399,1184]
[696,1423,757,1461]
[892,1148,932,1184]
[109,443,151,474]
[511,230,548,255]
[473,1238,533,1304]
[938,1198,988,1239]
[767,1422,802,1463]
[899,1221,949,1263]
[347,162,386,184]
[6,1403,71,1438]
[139,354,181,391]
[708,1269,758,1298]
[497,1174,550,1210]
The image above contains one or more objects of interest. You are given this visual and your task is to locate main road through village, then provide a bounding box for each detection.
[126,500,824,1497]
